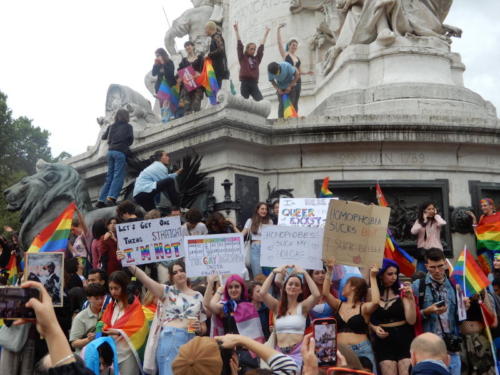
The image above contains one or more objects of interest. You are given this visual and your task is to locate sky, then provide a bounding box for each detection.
[0,0,499,157]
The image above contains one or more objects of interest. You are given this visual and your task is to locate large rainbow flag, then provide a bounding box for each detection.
[320,177,334,198]
[6,254,18,285]
[102,297,149,368]
[376,184,416,277]
[282,94,298,119]
[27,202,76,253]
[157,80,180,111]
[475,212,500,275]
[196,58,219,105]
[451,247,491,297]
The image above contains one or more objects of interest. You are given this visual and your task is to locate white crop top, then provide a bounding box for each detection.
[275,303,306,335]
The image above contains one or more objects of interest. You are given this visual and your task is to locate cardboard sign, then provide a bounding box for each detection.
[261,225,324,270]
[117,216,183,266]
[278,198,336,227]
[184,234,245,277]
[178,66,200,92]
[323,200,390,268]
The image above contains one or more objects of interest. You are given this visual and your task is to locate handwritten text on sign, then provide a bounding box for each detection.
[261,226,324,270]
[278,198,335,227]
[184,234,245,277]
[322,200,390,268]
[117,216,183,266]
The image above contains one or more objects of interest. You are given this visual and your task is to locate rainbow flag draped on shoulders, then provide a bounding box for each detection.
[196,58,219,105]
[475,212,500,275]
[451,247,491,297]
[320,177,334,198]
[282,94,298,119]
[28,202,77,253]
[157,80,180,112]
[102,297,149,371]
[376,184,416,277]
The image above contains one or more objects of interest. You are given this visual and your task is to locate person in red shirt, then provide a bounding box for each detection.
[99,217,121,275]
[233,22,270,102]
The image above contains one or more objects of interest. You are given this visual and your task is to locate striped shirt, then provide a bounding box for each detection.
[268,353,298,375]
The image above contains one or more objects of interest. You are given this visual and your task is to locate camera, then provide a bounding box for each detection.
[442,333,462,353]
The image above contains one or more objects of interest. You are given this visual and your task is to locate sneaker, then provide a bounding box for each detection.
[105,198,117,207]
[95,201,106,209]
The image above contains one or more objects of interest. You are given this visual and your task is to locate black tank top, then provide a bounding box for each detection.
[334,302,368,334]
[371,297,405,324]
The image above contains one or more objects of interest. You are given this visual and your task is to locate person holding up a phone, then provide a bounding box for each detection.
[323,258,380,373]
[370,259,416,375]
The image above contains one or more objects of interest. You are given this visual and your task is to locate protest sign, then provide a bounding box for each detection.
[184,234,245,277]
[261,225,323,270]
[178,66,200,92]
[323,200,390,268]
[278,198,336,227]
[117,216,183,266]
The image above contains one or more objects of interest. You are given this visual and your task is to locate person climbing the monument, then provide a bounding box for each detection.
[178,41,204,115]
[205,21,229,88]
[233,22,270,102]
[153,48,177,123]
[96,108,134,208]
[267,61,300,118]
[277,23,313,113]
[133,150,183,214]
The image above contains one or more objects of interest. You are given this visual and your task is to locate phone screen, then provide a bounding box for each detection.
[314,318,337,367]
[0,287,40,319]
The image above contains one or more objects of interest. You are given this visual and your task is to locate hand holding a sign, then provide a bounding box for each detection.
[324,257,335,272]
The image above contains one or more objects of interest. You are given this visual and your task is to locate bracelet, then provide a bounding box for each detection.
[53,353,75,367]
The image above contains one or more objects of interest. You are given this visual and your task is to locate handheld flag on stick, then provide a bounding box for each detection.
[6,254,18,285]
[196,58,219,105]
[320,177,334,198]
[376,183,416,277]
[282,94,298,119]
[451,246,491,297]
[28,202,77,253]
[157,80,180,111]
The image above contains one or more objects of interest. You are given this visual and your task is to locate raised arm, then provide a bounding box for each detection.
[233,22,242,41]
[410,219,424,235]
[277,23,286,59]
[116,250,164,298]
[434,214,447,226]
[259,266,284,312]
[261,26,271,46]
[209,285,225,316]
[296,265,320,313]
[203,275,219,316]
[401,281,417,325]
[362,265,381,316]
[323,258,341,310]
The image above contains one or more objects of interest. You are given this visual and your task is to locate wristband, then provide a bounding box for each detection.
[54,353,75,367]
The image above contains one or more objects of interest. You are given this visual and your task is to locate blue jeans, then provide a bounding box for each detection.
[156,327,195,375]
[350,340,377,375]
[449,353,461,375]
[98,150,126,201]
[250,242,262,277]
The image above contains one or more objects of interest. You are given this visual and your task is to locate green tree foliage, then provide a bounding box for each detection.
[0,91,54,231]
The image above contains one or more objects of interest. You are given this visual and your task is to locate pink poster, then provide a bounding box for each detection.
[178,66,199,92]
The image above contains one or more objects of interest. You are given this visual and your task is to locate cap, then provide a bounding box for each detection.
[172,337,222,375]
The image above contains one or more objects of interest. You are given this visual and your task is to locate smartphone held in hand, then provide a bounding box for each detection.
[0,286,40,319]
[313,318,337,367]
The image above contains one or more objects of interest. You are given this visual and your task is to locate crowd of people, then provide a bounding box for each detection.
[1,195,500,375]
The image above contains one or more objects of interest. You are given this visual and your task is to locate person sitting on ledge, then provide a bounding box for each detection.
[133,150,183,213]
[267,61,300,118]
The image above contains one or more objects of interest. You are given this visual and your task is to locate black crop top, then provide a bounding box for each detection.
[285,54,301,69]
[334,302,369,334]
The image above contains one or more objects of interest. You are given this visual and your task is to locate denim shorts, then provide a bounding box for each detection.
[350,340,377,374]
[156,327,195,375]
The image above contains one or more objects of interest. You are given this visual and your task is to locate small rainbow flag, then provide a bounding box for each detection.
[320,177,334,198]
[196,58,219,105]
[376,183,416,277]
[157,80,179,111]
[282,94,298,119]
[6,254,18,285]
[27,202,76,253]
[451,247,491,297]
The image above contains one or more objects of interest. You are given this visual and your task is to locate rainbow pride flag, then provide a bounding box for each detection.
[6,254,18,285]
[451,247,491,297]
[376,183,416,277]
[475,214,500,275]
[102,297,149,366]
[157,80,179,111]
[196,58,219,105]
[282,94,298,119]
[27,202,76,253]
[320,177,334,198]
